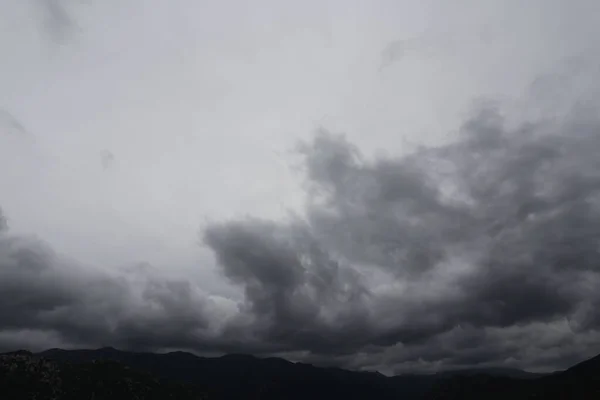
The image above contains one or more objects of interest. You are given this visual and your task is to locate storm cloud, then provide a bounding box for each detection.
[200,104,600,370]
[3,97,600,372]
[2,0,600,375]
[0,205,230,353]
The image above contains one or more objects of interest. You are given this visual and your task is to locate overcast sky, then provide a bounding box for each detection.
[2,0,600,375]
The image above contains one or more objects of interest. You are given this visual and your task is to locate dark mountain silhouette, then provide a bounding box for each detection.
[422,353,600,400]
[1,347,599,399]
[0,350,206,399]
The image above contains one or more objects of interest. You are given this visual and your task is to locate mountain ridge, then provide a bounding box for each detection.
[1,347,599,399]
[34,346,548,378]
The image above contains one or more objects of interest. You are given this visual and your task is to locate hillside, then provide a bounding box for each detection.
[1,347,599,399]
[0,350,206,400]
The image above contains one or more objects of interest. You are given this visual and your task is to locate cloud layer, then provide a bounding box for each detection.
[202,103,600,371]
[3,93,600,373]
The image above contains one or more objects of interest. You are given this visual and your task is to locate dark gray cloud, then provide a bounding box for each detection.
[0,219,216,354]
[204,218,371,355]
[2,94,600,372]
[201,98,600,370]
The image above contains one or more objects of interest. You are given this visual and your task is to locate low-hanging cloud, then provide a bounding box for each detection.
[0,216,226,354]
[201,100,600,370]
[2,96,600,372]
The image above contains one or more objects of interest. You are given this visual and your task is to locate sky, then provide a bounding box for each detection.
[1,0,600,375]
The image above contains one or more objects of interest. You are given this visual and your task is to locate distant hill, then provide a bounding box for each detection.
[35,347,399,399]
[421,352,600,400]
[0,347,599,399]
[0,350,206,399]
